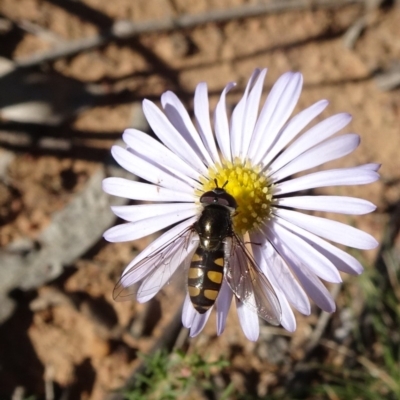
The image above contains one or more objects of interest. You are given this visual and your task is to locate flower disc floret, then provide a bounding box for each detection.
[199,158,274,234]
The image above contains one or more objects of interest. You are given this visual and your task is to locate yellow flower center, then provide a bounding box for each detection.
[199,158,274,234]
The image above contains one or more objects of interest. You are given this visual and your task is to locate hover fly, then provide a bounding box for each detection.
[113,182,282,326]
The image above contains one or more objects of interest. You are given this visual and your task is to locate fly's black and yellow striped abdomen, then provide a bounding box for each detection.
[188,245,225,313]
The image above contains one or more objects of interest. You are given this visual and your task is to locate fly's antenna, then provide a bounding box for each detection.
[213,179,229,189]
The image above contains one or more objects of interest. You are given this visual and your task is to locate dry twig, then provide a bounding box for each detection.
[375,65,400,91]
[15,0,366,68]
[305,283,342,354]
[17,19,65,43]
[342,15,369,49]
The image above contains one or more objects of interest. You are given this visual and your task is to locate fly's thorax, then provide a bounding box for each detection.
[199,160,274,234]
[194,204,233,251]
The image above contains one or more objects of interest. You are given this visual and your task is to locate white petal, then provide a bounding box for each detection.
[291,263,336,313]
[274,214,364,275]
[271,134,360,181]
[265,220,342,283]
[356,163,381,171]
[216,278,233,335]
[247,72,292,159]
[127,147,201,191]
[250,72,303,164]
[190,308,212,337]
[123,129,200,182]
[272,239,336,312]
[104,207,197,242]
[236,299,259,341]
[275,167,380,196]
[252,234,310,315]
[137,238,197,303]
[161,91,213,166]
[262,99,329,167]
[240,69,267,160]
[269,113,352,174]
[230,68,261,158]
[214,82,236,162]
[111,202,198,223]
[103,177,195,202]
[305,233,363,275]
[276,292,297,332]
[194,82,221,164]
[276,195,376,215]
[143,99,207,174]
[111,146,193,193]
[274,208,378,250]
[262,225,335,312]
[182,293,195,328]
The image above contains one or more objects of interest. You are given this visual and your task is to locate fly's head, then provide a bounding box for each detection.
[199,180,237,211]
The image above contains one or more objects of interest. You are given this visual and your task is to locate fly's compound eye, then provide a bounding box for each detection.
[200,189,237,209]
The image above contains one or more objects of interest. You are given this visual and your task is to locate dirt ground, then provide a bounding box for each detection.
[0,0,399,399]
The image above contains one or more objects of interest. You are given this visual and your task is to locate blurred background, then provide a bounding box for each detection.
[0,0,399,399]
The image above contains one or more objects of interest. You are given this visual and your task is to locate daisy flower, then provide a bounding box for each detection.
[103,68,379,341]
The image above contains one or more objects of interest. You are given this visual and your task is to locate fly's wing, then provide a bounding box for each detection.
[224,235,282,325]
[113,226,198,303]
